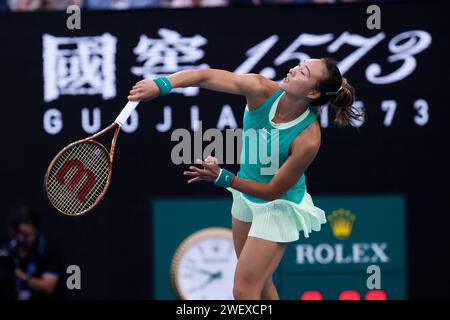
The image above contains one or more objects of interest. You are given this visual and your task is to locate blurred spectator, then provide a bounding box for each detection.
[47,0,84,10]
[232,0,259,5]
[7,0,83,11]
[8,0,42,10]
[164,0,229,8]
[0,0,8,11]
[261,0,294,4]
[4,0,392,10]
[0,244,15,299]
[85,0,160,9]
[2,208,60,300]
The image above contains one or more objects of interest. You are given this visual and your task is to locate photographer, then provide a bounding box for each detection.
[0,245,16,299]
[7,210,60,300]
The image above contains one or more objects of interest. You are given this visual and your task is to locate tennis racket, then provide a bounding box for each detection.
[45,100,140,216]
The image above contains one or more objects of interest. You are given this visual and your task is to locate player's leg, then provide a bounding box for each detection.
[233,236,287,300]
[261,276,279,300]
[232,217,279,299]
[232,217,251,257]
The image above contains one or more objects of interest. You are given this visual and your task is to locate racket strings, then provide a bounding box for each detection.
[59,142,109,213]
[48,144,98,214]
[48,144,108,214]
[47,142,111,215]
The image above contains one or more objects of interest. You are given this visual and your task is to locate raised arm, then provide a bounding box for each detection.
[127,69,278,109]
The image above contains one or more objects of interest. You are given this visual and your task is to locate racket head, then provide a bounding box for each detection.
[45,140,112,216]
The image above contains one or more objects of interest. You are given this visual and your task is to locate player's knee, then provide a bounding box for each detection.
[234,270,254,288]
[233,273,263,299]
[233,283,260,300]
[233,285,244,300]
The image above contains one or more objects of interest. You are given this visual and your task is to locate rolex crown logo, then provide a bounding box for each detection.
[327,209,356,240]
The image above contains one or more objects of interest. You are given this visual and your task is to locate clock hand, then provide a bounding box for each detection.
[184,266,217,276]
[197,272,222,290]
[189,271,223,293]
[198,271,223,290]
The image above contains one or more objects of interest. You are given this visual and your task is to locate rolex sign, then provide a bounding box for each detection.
[279,195,406,300]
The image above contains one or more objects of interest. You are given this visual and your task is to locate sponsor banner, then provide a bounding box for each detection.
[152,195,406,299]
[280,195,406,299]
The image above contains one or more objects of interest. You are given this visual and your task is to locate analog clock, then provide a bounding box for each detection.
[170,227,237,300]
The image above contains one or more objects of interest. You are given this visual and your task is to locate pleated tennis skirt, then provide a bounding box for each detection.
[227,187,327,243]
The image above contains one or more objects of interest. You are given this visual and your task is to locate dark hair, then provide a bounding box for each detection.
[309,57,364,127]
[12,206,40,231]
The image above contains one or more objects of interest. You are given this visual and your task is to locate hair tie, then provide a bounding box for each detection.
[325,86,342,96]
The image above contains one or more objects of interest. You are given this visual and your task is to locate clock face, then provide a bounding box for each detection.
[173,230,237,300]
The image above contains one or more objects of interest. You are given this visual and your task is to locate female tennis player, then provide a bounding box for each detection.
[128,58,362,300]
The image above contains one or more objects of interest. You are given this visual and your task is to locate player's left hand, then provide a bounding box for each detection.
[183,156,221,184]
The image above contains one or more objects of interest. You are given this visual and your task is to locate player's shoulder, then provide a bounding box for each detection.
[258,75,280,98]
[292,119,321,152]
[245,75,280,110]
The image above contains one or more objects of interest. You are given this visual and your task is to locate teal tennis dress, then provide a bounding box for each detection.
[227,88,327,242]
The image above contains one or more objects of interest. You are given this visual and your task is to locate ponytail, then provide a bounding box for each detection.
[310,58,364,128]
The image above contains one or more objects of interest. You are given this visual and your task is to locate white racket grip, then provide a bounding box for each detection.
[115,100,140,127]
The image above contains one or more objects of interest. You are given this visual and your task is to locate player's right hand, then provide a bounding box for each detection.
[128,79,160,101]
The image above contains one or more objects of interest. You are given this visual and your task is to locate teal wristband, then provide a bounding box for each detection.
[214,169,235,188]
[153,77,172,96]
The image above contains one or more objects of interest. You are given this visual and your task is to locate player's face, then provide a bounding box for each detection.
[280,59,327,100]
